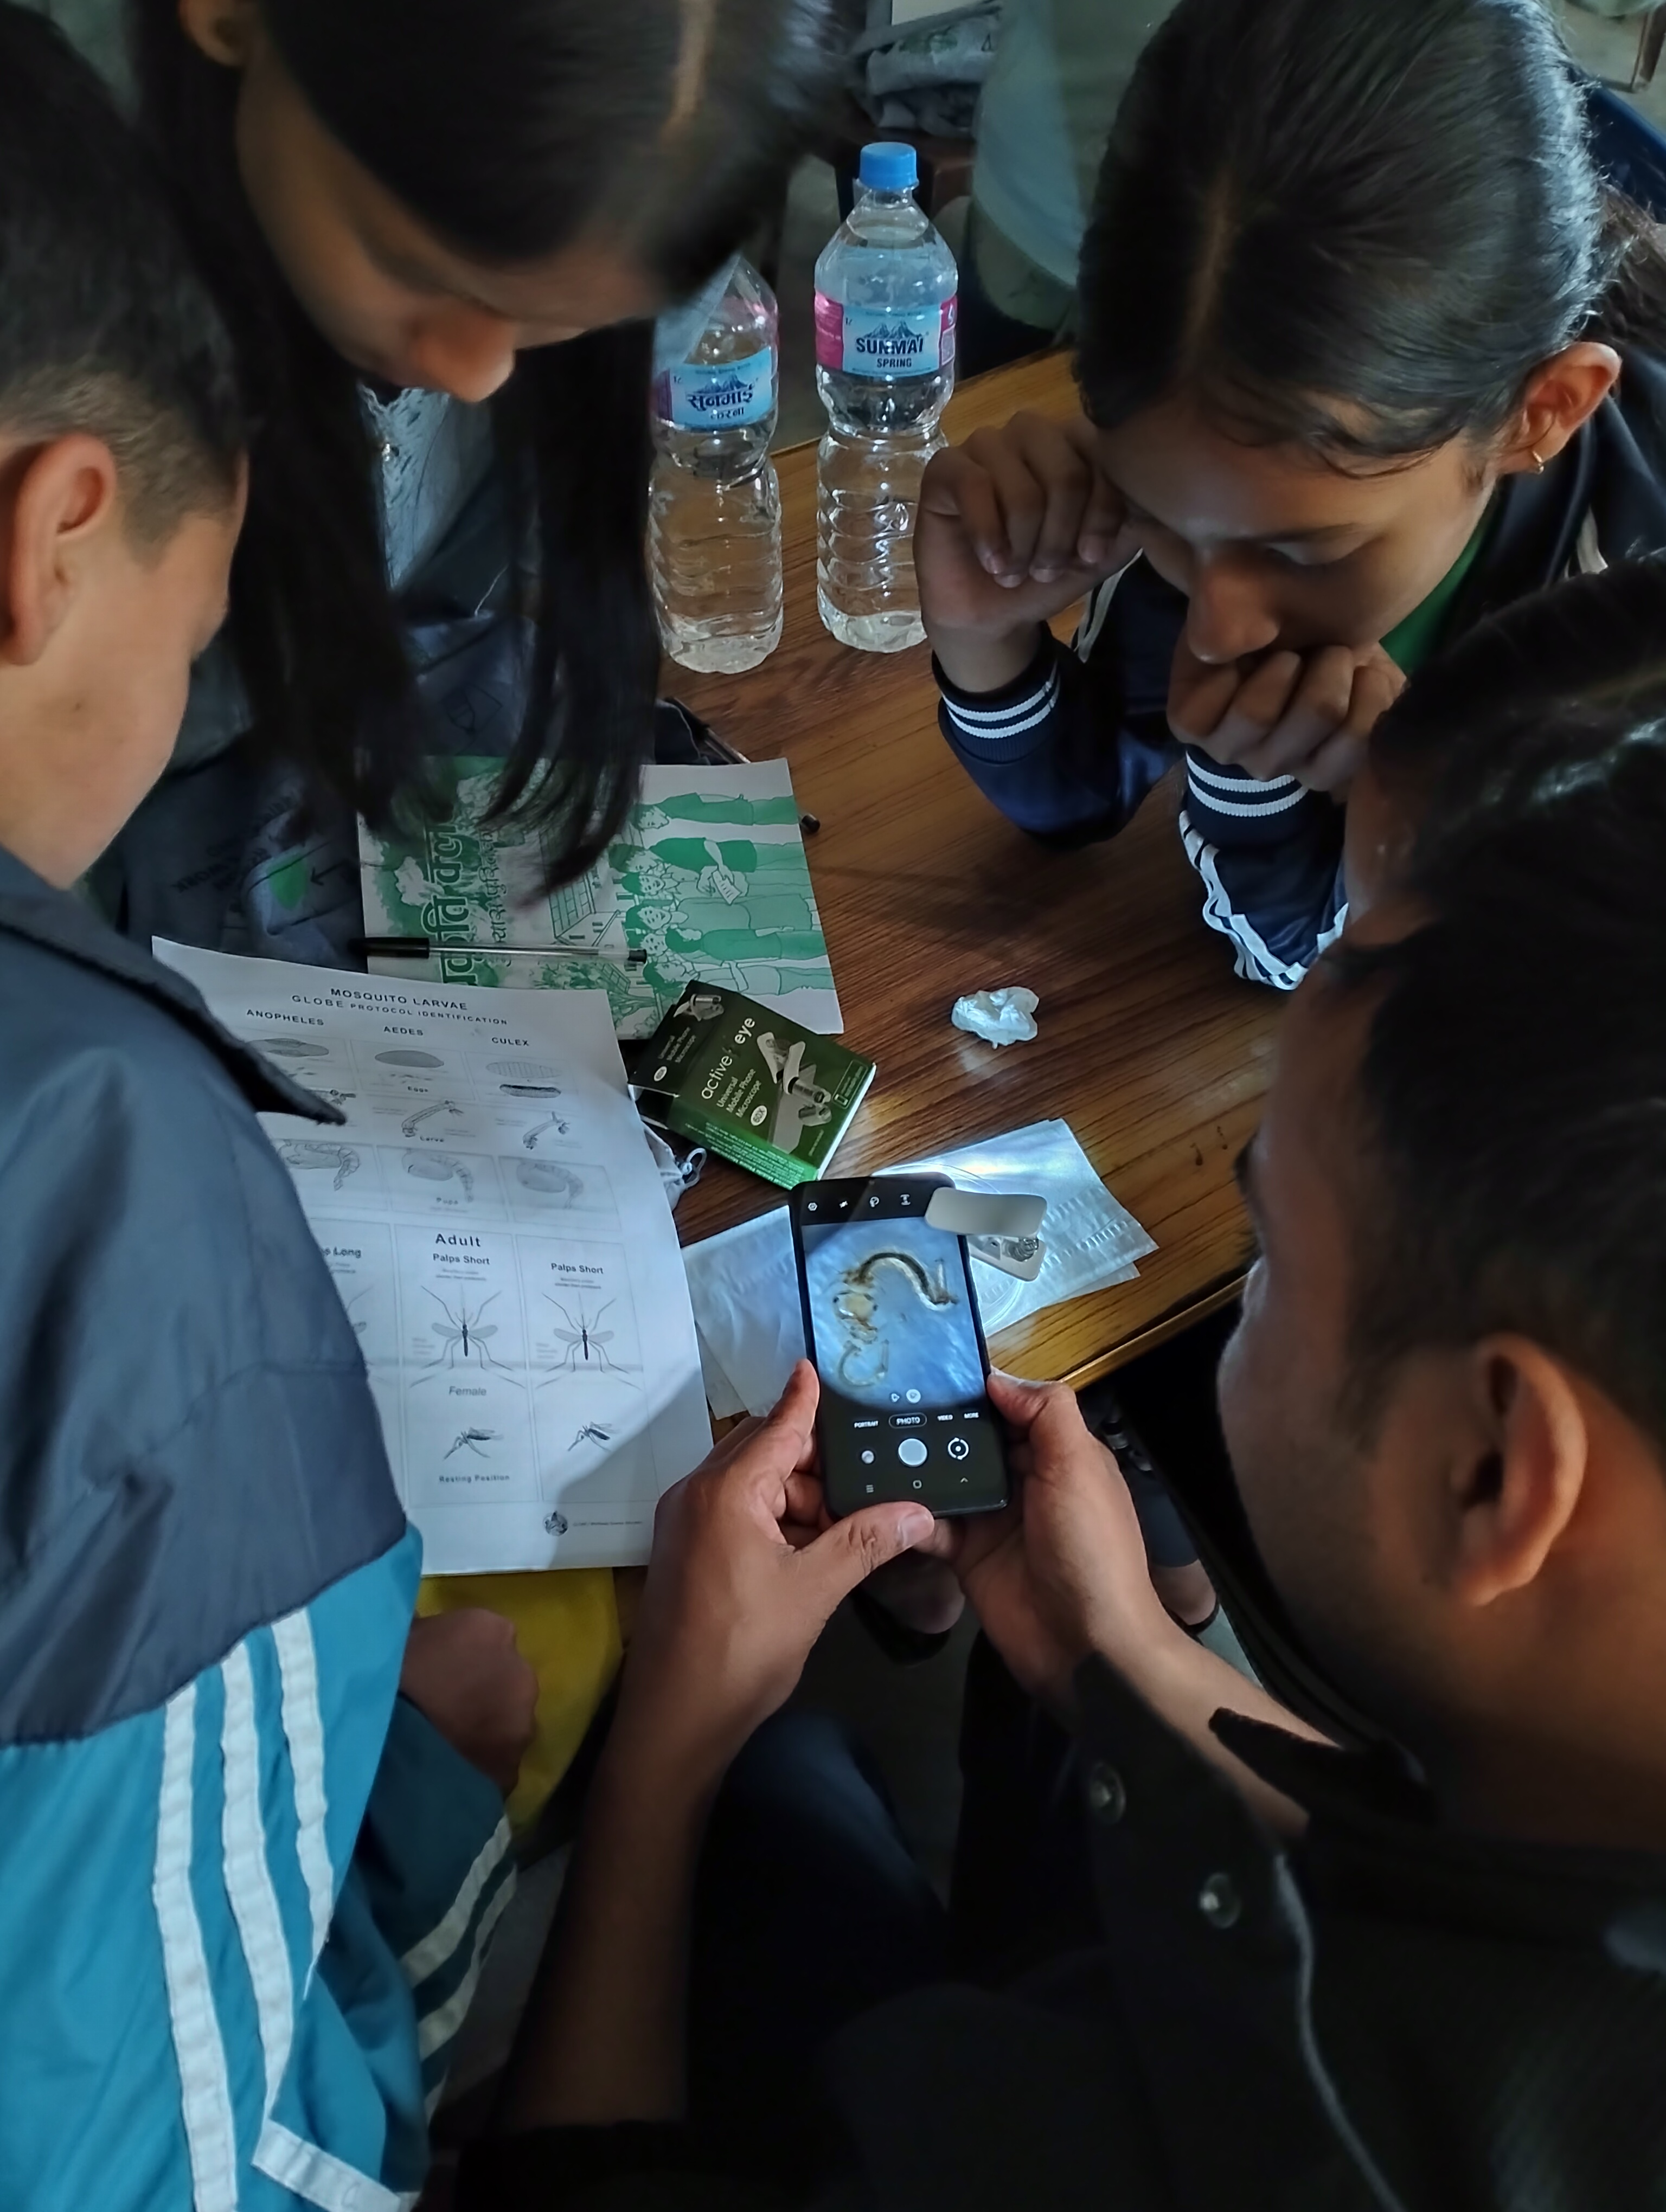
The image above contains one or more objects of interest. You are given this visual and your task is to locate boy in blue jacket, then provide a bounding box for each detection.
[919,0,1666,987]
[0,12,534,2204]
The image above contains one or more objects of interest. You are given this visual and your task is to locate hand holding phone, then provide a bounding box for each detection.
[791,1175,1010,1519]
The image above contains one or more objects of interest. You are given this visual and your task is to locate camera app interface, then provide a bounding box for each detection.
[801,1206,1005,1511]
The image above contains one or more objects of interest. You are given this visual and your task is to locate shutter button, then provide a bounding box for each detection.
[1197,1872,1241,1928]
[1085,1761,1126,1824]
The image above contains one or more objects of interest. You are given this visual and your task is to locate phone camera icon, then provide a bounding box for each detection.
[905,1388,921,1404]
[947,1437,970,1462]
[860,1449,875,1465]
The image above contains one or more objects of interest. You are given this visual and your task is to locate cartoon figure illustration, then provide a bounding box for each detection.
[277,1139,360,1191]
[444,1427,499,1459]
[405,1152,474,1200]
[543,1507,570,1536]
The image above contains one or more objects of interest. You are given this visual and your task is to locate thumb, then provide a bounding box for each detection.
[798,1501,936,1613]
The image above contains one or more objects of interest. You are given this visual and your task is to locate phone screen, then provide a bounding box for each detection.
[796,1185,1008,1517]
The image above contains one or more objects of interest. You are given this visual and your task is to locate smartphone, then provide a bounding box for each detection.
[791,1174,1009,1520]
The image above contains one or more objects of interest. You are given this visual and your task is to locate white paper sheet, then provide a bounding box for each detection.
[683,1120,1156,1418]
[157,943,712,1571]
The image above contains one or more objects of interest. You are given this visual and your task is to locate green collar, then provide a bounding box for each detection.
[1381,504,1494,673]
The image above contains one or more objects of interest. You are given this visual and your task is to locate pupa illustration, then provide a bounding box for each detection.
[404,1152,473,1200]
[516,1159,582,1199]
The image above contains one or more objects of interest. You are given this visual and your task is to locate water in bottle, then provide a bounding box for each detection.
[649,255,783,674]
[814,142,958,652]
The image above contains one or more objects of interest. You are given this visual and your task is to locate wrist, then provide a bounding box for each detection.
[931,622,1046,698]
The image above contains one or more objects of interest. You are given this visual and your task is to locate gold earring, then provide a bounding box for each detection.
[1529,446,1546,474]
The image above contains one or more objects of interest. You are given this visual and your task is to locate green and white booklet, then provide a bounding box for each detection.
[358,758,842,1040]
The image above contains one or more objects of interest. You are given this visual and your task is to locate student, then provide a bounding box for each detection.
[1345,555,1666,917]
[454,563,1666,2209]
[917,0,1666,987]
[0,17,539,2202]
[32,0,850,1822]
[20,0,847,959]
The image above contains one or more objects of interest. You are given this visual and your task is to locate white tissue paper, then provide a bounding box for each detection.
[683,1118,1155,1417]
[952,986,1039,1045]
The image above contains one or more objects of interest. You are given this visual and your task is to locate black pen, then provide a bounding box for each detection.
[356,936,649,964]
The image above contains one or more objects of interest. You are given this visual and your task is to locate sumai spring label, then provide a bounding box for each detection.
[813,294,957,378]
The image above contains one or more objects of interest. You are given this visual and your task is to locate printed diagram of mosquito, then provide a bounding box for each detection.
[278,1139,360,1191]
[516,1159,582,1202]
[521,1110,569,1152]
[444,1427,499,1459]
[541,1296,638,1383]
[401,1099,466,1137]
[405,1152,474,1201]
[571,1422,611,1449]
[415,1288,516,1382]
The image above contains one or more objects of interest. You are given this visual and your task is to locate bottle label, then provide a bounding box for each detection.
[664,350,775,429]
[815,294,957,378]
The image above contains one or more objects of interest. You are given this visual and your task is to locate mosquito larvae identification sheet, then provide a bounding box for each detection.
[157,943,713,1573]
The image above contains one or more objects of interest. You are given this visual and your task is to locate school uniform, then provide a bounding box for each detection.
[936,351,1666,987]
[0,849,512,2211]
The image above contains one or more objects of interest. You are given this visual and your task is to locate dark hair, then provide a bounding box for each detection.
[1325,565,1666,1458]
[1369,558,1666,818]
[1078,0,1666,463]
[130,0,847,869]
[0,4,241,548]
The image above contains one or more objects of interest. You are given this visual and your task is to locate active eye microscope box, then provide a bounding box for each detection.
[632,983,875,1189]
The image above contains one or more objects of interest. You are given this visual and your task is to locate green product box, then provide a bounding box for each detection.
[633,984,875,1188]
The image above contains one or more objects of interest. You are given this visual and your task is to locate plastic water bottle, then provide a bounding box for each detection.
[649,256,783,673]
[814,142,958,652]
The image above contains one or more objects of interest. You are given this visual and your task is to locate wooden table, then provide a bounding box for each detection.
[667,353,1277,1389]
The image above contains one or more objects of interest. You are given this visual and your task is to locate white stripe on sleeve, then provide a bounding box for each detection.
[253,2120,418,2212]
[272,1609,333,1983]
[399,1816,514,1989]
[416,1872,518,2060]
[153,1682,240,2212]
[221,1640,297,2114]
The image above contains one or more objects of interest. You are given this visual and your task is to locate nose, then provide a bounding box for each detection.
[402,305,518,403]
[1184,556,1282,665]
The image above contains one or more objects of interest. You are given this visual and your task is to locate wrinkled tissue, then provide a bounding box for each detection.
[952,985,1039,1045]
[684,1117,1156,1418]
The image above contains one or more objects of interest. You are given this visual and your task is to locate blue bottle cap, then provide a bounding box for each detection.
[859,141,918,194]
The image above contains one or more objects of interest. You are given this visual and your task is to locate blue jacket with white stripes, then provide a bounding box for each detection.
[0,847,512,2212]
[937,351,1666,988]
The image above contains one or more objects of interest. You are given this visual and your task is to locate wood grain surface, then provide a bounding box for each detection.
[665,352,1278,1387]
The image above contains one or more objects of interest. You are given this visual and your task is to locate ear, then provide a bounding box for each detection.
[0,436,120,668]
[1496,343,1622,478]
[1447,1337,1590,1608]
[177,0,259,67]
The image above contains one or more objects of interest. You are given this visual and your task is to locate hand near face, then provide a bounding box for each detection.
[613,1363,934,1782]
[935,1373,1172,1708]
[1169,636,1406,798]
[918,411,1140,690]
[400,1608,540,1795]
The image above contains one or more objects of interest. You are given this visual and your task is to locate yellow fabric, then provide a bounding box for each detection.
[416,1568,621,1834]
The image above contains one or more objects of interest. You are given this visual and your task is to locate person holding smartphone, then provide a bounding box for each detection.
[453,594,1666,2207]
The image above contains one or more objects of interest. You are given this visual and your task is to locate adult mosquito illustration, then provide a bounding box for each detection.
[542,1296,637,1382]
[415,1288,515,1382]
[571,1422,611,1448]
[444,1427,499,1459]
